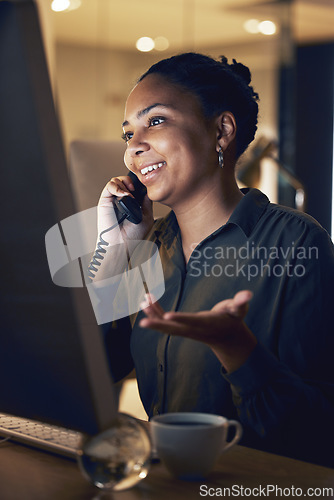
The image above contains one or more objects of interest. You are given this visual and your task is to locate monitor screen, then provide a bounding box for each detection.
[0,0,117,435]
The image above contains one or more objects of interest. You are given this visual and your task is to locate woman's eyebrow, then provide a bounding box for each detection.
[122,103,173,127]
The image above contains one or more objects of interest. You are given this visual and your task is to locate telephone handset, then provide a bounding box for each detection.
[114,171,147,225]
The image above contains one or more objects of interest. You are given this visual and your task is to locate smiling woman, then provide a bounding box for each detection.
[122,75,225,213]
[90,52,334,468]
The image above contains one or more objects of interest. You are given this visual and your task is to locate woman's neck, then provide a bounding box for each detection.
[173,175,244,263]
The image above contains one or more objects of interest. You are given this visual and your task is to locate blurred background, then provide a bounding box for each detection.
[7,0,330,421]
[35,0,334,237]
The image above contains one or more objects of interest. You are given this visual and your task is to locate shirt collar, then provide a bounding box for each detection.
[153,210,180,251]
[154,188,270,247]
[226,188,270,237]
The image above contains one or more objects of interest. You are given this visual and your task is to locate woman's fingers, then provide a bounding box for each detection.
[138,291,253,348]
[121,176,135,192]
[140,294,165,319]
[139,316,188,336]
[161,290,253,326]
[99,176,135,204]
[212,290,253,318]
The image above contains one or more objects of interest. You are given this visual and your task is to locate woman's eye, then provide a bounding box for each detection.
[121,117,164,142]
[149,116,165,127]
[121,131,133,143]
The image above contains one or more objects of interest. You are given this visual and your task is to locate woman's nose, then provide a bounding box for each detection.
[127,134,150,157]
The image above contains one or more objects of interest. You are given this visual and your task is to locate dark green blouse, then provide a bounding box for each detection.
[106,188,334,466]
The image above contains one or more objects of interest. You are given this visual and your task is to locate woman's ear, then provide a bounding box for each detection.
[215,112,237,152]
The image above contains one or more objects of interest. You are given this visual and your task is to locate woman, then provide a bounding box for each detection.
[93,53,334,466]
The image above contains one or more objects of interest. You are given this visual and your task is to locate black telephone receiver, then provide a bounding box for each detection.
[114,171,147,224]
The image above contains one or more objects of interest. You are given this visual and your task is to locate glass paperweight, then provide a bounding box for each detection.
[77,413,151,491]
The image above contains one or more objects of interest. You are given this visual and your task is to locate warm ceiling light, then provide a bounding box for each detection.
[136,37,155,52]
[258,20,277,36]
[68,0,81,10]
[243,19,260,34]
[51,0,70,12]
[51,0,81,12]
[154,36,169,51]
[244,19,277,36]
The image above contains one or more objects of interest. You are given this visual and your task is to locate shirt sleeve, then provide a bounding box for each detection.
[223,225,334,467]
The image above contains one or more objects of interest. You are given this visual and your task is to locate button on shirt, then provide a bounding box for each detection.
[107,188,334,466]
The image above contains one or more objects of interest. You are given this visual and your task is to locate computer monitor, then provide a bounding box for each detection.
[0,0,117,435]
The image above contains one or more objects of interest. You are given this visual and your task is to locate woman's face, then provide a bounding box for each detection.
[123,74,219,209]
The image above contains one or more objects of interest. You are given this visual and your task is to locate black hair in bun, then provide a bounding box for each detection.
[139,52,259,158]
[228,57,252,85]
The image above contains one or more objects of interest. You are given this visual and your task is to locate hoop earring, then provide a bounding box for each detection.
[218,147,224,168]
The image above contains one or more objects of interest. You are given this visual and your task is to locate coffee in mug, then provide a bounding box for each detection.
[150,412,242,480]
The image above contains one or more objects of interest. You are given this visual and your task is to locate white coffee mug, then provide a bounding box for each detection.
[150,412,242,480]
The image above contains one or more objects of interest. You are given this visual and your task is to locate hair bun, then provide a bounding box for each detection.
[219,56,251,85]
[231,59,251,85]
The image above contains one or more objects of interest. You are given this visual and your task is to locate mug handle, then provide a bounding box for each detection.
[222,420,243,453]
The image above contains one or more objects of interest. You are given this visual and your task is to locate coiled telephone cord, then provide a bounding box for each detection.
[87,213,127,280]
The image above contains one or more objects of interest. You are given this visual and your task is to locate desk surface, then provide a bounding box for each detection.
[0,441,334,500]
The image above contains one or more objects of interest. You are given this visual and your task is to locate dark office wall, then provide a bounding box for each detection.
[295,43,334,233]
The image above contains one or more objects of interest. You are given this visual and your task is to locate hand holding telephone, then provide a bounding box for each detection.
[88,172,147,279]
[114,171,147,225]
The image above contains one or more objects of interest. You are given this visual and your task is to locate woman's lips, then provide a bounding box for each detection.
[139,161,166,184]
[140,161,166,176]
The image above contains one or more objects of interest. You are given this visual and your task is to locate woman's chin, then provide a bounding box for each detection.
[147,188,172,207]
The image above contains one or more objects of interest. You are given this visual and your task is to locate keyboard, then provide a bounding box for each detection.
[0,412,83,457]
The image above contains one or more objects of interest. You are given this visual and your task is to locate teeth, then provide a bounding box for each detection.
[141,162,165,175]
